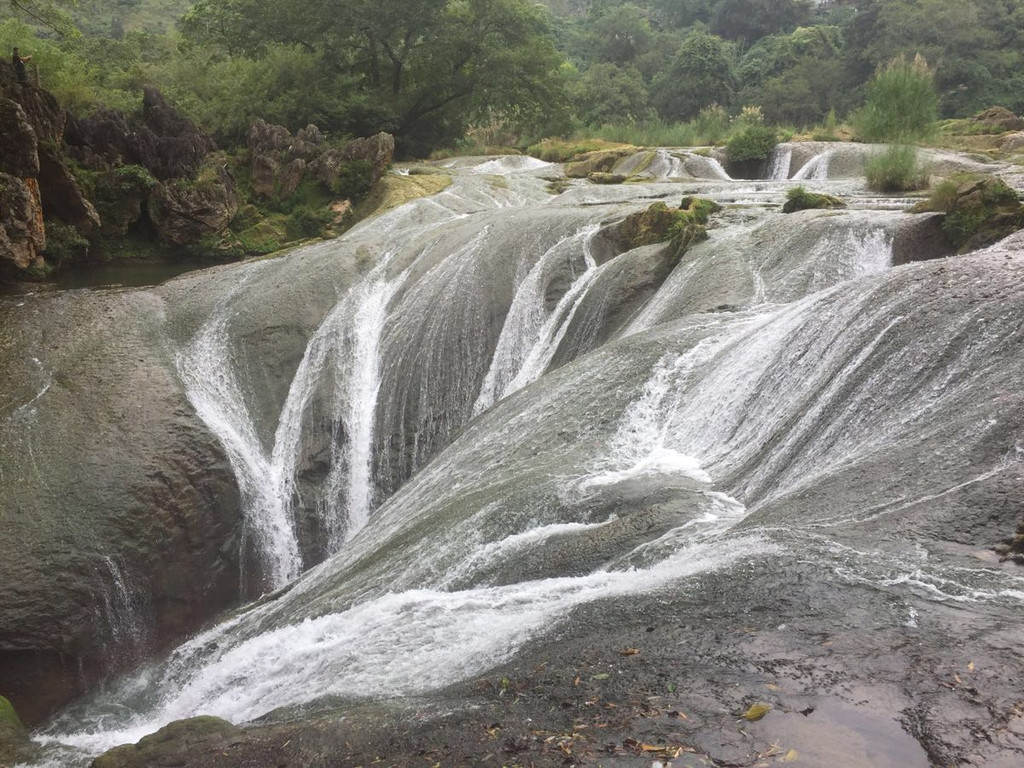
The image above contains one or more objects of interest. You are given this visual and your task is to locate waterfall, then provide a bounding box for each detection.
[767,146,793,180]
[100,556,148,654]
[321,273,402,546]
[176,286,303,589]
[177,261,404,587]
[474,224,600,414]
[25,150,1024,768]
[703,156,732,180]
[793,151,833,180]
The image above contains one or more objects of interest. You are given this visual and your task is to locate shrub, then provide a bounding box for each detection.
[783,185,845,213]
[327,159,374,201]
[43,222,89,265]
[284,206,333,240]
[726,124,778,162]
[864,145,930,192]
[854,55,938,143]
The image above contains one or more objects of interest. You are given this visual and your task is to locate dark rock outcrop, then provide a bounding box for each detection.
[248,119,393,200]
[91,716,240,768]
[0,99,46,272]
[149,165,239,245]
[65,87,215,182]
[0,98,39,177]
[0,175,46,270]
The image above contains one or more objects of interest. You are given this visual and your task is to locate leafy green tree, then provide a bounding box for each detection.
[1,0,79,36]
[650,30,735,121]
[181,0,569,153]
[571,62,651,125]
[710,0,812,44]
[647,0,713,29]
[586,3,651,65]
[737,26,846,125]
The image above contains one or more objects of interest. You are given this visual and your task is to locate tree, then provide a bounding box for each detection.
[587,3,652,64]
[1,0,79,36]
[710,0,812,44]
[181,0,569,153]
[737,26,846,125]
[650,30,735,121]
[571,62,651,125]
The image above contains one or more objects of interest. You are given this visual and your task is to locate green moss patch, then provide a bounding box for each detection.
[783,186,846,213]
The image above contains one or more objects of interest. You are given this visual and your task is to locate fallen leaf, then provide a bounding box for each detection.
[968,661,975,672]
[742,703,772,722]
[592,673,610,680]
[620,648,640,656]
[781,748,799,762]
[765,683,782,692]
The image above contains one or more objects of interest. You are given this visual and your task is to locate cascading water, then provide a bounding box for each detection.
[793,151,833,180]
[766,146,793,180]
[474,224,600,413]
[24,152,1024,768]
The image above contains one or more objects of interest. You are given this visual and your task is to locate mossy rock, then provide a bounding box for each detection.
[940,178,1024,252]
[565,149,632,179]
[588,172,627,185]
[617,198,721,255]
[91,716,239,768]
[783,186,846,213]
[354,173,452,221]
[0,696,34,765]
[0,696,25,733]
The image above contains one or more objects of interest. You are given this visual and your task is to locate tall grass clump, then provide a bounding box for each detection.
[854,55,939,143]
[864,144,930,192]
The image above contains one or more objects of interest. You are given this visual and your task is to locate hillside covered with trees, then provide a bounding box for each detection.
[3,0,1024,153]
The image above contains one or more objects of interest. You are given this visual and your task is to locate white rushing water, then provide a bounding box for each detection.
[793,151,833,180]
[766,146,793,180]
[30,150,1024,768]
[43,534,776,755]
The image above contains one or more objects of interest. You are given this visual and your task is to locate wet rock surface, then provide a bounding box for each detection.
[5,155,1023,768]
[0,290,242,725]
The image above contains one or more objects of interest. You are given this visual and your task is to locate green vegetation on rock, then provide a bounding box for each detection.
[617,197,721,261]
[783,186,845,214]
[915,177,1024,253]
[865,145,929,193]
[854,55,939,143]
[726,123,777,163]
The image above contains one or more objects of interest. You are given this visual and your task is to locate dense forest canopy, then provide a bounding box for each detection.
[2,0,1024,153]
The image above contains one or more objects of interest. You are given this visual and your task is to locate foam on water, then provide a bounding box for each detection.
[43,535,777,756]
[469,155,552,175]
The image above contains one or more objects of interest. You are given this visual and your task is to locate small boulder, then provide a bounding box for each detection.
[999,132,1024,153]
[565,149,630,179]
[970,106,1024,133]
[91,716,240,768]
[588,172,627,184]
[782,186,846,213]
[941,177,1024,252]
